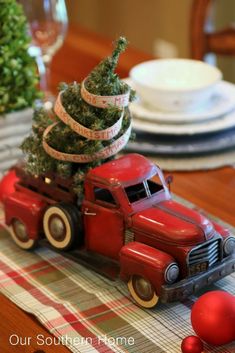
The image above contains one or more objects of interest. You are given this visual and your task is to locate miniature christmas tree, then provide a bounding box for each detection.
[22,37,135,194]
[0,0,39,114]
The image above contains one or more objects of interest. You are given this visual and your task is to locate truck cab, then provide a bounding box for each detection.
[82,154,170,260]
[3,154,235,308]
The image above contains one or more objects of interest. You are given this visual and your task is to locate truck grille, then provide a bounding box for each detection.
[188,239,221,269]
[124,229,134,245]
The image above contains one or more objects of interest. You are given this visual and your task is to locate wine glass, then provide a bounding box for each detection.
[19,0,68,105]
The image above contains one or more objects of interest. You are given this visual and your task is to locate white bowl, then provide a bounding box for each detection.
[130,59,222,112]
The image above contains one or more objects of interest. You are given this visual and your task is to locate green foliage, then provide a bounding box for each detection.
[21,108,56,176]
[22,37,135,196]
[0,0,40,114]
[86,37,135,100]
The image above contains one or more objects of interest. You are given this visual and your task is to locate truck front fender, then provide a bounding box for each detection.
[119,241,177,295]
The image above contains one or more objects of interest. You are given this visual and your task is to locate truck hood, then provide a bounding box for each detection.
[132,200,214,245]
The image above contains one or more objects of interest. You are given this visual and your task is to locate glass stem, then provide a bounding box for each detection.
[34,52,52,101]
[43,60,52,100]
[36,55,47,93]
[29,46,49,95]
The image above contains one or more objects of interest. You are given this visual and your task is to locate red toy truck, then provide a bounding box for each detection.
[3,154,235,308]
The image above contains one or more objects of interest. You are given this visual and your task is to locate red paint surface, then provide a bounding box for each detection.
[0,170,18,203]
[87,153,157,187]
[161,200,214,239]
[132,203,205,246]
[83,200,124,260]
[120,241,175,293]
[5,191,46,239]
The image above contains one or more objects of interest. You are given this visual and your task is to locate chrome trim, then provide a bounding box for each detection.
[124,229,134,245]
[161,255,235,303]
[84,208,96,216]
[187,237,222,274]
[223,236,235,256]
[164,262,179,284]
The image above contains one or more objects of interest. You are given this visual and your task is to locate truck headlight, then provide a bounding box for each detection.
[165,263,179,284]
[223,236,235,256]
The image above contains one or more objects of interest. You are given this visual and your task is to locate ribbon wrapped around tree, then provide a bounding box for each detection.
[43,84,131,163]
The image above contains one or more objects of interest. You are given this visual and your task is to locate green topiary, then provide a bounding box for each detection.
[0,0,40,114]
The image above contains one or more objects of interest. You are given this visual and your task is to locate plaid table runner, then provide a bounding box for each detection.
[0,197,234,353]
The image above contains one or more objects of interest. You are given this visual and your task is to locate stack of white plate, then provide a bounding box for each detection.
[126,79,235,156]
[123,60,235,169]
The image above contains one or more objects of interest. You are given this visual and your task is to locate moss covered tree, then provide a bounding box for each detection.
[0,0,39,114]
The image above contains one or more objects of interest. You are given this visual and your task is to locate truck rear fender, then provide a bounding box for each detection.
[120,242,177,295]
[5,191,47,240]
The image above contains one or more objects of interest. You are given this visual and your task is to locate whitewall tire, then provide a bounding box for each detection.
[128,275,159,308]
[43,203,80,250]
[10,218,36,250]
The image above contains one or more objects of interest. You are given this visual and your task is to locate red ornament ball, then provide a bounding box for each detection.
[191,290,235,346]
[181,336,204,353]
[0,169,18,203]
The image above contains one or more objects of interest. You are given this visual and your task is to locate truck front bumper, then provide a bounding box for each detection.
[160,255,235,303]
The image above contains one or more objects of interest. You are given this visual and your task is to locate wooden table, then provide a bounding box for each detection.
[0,24,235,353]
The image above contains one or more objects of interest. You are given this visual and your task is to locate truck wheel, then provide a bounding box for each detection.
[128,275,159,308]
[43,203,81,251]
[10,219,36,250]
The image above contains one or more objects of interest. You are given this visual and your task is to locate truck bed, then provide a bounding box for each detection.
[15,165,78,204]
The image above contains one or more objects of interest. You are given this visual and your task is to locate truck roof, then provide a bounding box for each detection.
[87,154,157,187]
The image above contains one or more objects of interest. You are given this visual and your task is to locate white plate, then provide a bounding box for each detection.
[132,108,235,135]
[125,79,235,123]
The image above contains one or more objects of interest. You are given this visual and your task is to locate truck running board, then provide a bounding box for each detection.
[40,240,120,281]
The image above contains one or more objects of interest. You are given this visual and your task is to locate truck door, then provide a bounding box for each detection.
[83,186,124,260]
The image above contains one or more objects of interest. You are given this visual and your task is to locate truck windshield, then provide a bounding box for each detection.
[125,177,164,203]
